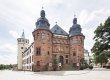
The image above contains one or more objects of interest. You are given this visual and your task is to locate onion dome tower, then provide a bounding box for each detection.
[69,16,85,67]
[69,17,82,36]
[35,8,50,30]
[32,8,53,71]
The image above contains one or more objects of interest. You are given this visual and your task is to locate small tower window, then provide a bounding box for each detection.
[19,39,21,42]
[21,47,23,49]
[36,47,41,55]
[73,52,76,56]
[47,51,50,55]
[22,39,24,42]
[80,38,82,43]
[34,35,35,40]
[57,27,59,30]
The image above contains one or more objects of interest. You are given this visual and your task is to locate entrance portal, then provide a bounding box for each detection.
[59,55,64,64]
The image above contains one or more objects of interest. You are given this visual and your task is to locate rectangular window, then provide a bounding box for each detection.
[47,51,50,55]
[30,49,31,53]
[73,52,76,56]
[36,47,41,55]
[65,55,68,58]
[21,47,23,49]
[36,61,40,66]
[30,56,31,63]
[32,56,33,62]
[27,58,28,64]
[66,59,68,64]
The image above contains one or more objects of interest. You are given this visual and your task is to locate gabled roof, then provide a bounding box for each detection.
[51,24,68,36]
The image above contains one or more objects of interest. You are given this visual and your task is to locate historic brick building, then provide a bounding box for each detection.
[17,9,85,71]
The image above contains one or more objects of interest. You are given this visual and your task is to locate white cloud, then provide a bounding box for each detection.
[78,9,110,52]
[9,30,20,38]
[78,9,110,28]
[0,43,17,54]
[0,43,17,64]
[0,54,17,64]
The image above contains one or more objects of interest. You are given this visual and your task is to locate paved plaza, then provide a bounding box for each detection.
[0,68,110,80]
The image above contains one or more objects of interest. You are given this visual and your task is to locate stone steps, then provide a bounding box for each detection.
[61,64,76,71]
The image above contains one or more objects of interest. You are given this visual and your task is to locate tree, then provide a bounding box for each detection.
[92,16,110,66]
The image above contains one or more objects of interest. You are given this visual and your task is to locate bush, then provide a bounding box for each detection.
[89,65,93,69]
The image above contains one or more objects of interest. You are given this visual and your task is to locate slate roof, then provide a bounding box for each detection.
[51,24,68,36]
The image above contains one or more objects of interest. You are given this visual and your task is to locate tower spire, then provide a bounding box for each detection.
[40,7,45,17]
[42,6,44,10]
[74,14,76,18]
[73,14,77,24]
[21,29,25,38]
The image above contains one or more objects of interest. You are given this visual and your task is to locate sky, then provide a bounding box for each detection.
[0,0,110,64]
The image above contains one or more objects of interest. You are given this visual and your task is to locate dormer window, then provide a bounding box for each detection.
[61,31,63,33]
[54,30,57,32]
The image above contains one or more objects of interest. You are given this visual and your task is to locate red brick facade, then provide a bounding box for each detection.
[32,29,85,71]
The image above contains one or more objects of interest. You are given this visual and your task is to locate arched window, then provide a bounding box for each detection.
[42,32,45,40]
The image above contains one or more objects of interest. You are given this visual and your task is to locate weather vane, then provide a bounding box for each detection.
[74,14,76,18]
[55,22,57,24]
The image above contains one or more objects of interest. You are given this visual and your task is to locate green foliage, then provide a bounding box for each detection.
[92,16,110,65]
[0,64,13,70]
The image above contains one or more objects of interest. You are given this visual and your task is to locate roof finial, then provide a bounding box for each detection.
[74,14,76,18]
[42,6,44,10]
[21,29,25,38]
[55,22,57,25]
[73,14,77,24]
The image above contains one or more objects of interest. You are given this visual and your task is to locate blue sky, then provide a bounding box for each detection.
[0,0,110,64]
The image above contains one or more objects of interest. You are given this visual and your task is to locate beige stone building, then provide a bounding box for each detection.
[17,9,85,71]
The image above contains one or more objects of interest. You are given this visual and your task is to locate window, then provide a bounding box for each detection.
[27,58,28,64]
[80,38,83,43]
[65,55,68,58]
[19,39,21,42]
[21,47,23,49]
[30,56,31,63]
[36,47,41,55]
[22,39,24,42]
[54,30,57,32]
[32,56,33,62]
[73,52,76,56]
[66,59,68,64]
[30,49,31,53]
[36,61,40,66]
[61,31,63,34]
[47,51,50,55]
[42,33,45,39]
